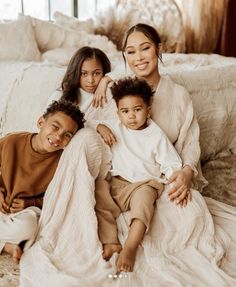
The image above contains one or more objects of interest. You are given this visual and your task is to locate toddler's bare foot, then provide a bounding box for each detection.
[3,242,22,263]
[103,243,122,261]
[116,246,136,272]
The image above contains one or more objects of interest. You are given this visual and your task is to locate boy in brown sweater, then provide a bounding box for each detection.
[0,99,85,263]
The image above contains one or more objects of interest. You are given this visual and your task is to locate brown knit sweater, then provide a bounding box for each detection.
[0,132,62,209]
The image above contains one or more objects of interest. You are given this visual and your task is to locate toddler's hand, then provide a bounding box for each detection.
[97,124,116,146]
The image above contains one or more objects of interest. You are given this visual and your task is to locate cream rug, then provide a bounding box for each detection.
[1,155,236,287]
[0,253,19,287]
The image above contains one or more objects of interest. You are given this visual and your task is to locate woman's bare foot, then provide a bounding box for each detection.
[3,242,22,263]
[103,243,122,261]
[116,246,136,272]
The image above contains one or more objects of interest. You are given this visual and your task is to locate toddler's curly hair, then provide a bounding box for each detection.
[111,77,154,106]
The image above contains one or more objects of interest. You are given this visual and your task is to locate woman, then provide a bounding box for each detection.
[93,23,206,204]
[20,27,236,286]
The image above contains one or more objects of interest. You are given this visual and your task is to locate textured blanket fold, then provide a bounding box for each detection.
[20,128,236,287]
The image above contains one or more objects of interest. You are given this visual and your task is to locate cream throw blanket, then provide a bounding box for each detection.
[20,128,236,287]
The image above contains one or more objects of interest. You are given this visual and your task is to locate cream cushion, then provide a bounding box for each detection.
[32,17,120,64]
[160,53,236,161]
[41,48,78,66]
[0,16,41,61]
[53,11,95,34]
[31,17,84,52]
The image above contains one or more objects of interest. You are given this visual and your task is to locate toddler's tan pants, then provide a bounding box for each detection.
[95,176,163,244]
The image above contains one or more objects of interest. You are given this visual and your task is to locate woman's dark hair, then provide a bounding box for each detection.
[122,23,162,63]
[111,76,154,106]
[60,46,111,104]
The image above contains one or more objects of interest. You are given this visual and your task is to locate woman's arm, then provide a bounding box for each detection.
[167,85,201,205]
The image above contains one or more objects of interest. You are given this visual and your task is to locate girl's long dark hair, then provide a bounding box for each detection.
[60,46,111,104]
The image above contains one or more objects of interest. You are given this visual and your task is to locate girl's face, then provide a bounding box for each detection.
[124,31,159,81]
[79,57,103,93]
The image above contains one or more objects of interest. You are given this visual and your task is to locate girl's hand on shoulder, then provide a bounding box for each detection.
[10,198,25,213]
[92,76,112,108]
[168,167,193,207]
[97,124,116,146]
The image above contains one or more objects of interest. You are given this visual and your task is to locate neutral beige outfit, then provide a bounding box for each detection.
[48,88,117,126]
[106,73,208,190]
[20,78,236,287]
[0,207,40,252]
[95,118,182,244]
[96,177,163,244]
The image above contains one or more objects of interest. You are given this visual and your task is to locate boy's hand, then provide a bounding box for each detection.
[97,124,116,146]
[0,188,9,213]
[10,198,25,213]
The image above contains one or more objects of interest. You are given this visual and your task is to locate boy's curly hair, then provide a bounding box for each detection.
[111,77,154,106]
[43,100,85,130]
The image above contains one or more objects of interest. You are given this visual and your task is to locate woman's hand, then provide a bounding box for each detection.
[10,198,25,213]
[168,166,193,207]
[92,76,112,108]
[97,124,116,146]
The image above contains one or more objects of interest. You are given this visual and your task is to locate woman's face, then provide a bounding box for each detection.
[79,57,103,93]
[124,31,158,80]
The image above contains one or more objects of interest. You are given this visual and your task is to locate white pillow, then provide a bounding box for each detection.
[42,48,78,66]
[0,16,41,61]
[53,11,95,34]
[32,17,121,65]
[31,17,86,52]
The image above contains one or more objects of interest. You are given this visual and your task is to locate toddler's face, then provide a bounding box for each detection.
[117,95,150,130]
[79,57,103,94]
[34,112,78,153]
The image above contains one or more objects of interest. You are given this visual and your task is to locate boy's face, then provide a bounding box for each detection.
[35,112,78,153]
[117,95,151,130]
[79,57,103,94]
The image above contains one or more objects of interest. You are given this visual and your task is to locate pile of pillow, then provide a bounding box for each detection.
[0,13,121,66]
